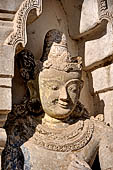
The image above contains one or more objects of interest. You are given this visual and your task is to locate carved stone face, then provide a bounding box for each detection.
[39,68,82,119]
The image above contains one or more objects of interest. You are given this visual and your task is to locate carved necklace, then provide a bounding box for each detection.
[33,118,94,152]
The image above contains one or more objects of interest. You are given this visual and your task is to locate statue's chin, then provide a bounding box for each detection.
[43,106,74,120]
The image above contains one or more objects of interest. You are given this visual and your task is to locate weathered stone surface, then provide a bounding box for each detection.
[0,22,14,78]
[5,0,42,51]
[0,78,12,87]
[0,13,14,21]
[3,30,113,170]
[61,0,100,39]
[97,90,113,127]
[80,71,94,115]
[0,78,12,116]
[85,23,113,68]
[0,21,13,43]
[92,63,113,92]
[0,128,6,148]
[27,0,78,59]
[0,114,7,127]
[0,0,23,12]
[80,0,99,34]
[108,0,113,13]
[0,87,11,114]
[0,128,7,170]
[0,45,14,76]
[0,73,10,125]
[1,1,113,170]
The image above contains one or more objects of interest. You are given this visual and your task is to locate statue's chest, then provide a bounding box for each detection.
[23,139,98,170]
[22,144,71,170]
[23,119,98,170]
[33,119,94,152]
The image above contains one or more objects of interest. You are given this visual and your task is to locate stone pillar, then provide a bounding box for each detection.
[0,1,25,161]
[61,0,113,123]
[0,0,42,169]
[82,0,113,126]
[0,21,14,165]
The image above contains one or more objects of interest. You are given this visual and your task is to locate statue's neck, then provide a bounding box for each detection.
[42,114,70,128]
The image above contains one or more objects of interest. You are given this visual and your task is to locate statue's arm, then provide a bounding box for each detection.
[68,154,92,170]
[99,127,113,170]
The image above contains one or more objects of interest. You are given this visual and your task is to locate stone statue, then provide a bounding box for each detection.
[2,30,113,170]
[23,30,113,170]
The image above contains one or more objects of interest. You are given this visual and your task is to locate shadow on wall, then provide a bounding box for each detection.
[86,72,105,117]
[93,93,105,117]
[77,19,107,119]
[60,0,84,38]
[92,154,101,170]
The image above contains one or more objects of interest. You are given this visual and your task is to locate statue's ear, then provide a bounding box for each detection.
[71,56,82,69]
[80,80,84,90]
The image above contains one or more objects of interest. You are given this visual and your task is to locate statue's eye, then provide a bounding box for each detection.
[51,85,58,90]
[68,85,77,93]
[42,80,60,90]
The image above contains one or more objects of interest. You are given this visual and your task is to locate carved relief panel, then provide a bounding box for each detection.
[0,0,113,169]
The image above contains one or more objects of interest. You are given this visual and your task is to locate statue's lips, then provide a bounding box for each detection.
[58,101,69,109]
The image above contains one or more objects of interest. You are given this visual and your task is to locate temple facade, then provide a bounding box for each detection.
[0,0,113,169]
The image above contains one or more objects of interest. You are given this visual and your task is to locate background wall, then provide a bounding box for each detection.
[25,0,113,125]
[0,0,113,169]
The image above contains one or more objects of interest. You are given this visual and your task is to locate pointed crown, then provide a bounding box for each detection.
[41,29,82,74]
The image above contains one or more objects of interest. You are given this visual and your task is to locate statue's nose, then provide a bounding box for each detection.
[59,87,69,102]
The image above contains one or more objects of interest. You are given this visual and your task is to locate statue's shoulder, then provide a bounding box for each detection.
[90,114,113,138]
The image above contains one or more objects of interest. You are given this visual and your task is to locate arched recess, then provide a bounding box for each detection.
[4,0,42,51]
[0,0,42,116]
[0,1,42,166]
[98,0,113,22]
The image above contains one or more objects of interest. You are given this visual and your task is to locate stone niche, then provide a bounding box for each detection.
[0,0,113,169]
[0,0,42,169]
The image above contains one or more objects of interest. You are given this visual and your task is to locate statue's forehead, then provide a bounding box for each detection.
[41,79,80,89]
[39,69,80,81]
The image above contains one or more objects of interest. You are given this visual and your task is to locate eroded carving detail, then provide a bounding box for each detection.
[5,0,42,48]
[35,119,94,152]
[1,50,42,169]
[98,0,113,21]
[2,30,113,170]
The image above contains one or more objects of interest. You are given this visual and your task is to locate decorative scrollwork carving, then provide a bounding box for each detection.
[5,0,42,48]
[98,0,113,22]
[34,119,94,152]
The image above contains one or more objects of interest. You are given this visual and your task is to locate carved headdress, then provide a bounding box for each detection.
[41,29,82,79]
